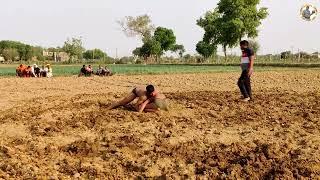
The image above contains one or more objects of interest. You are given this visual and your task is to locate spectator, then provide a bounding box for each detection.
[25,66,32,78]
[30,64,38,77]
[47,64,53,78]
[104,66,113,76]
[34,64,41,77]
[79,65,87,77]
[86,65,93,76]
[96,65,104,76]
[16,64,27,77]
[40,65,47,77]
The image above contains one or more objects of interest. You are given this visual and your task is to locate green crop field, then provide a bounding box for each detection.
[0,64,319,77]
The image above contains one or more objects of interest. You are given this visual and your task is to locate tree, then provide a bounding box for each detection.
[48,47,62,53]
[183,54,192,60]
[153,27,176,52]
[280,51,291,59]
[197,0,268,58]
[83,49,107,60]
[248,40,260,55]
[131,26,180,62]
[32,46,44,61]
[17,45,33,61]
[62,37,85,61]
[25,45,33,61]
[119,15,183,63]
[171,44,185,58]
[140,38,162,61]
[196,41,217,59]
[2,48,18,61]
[0,40,32,61]
[0,41,24,52]
[118,14,155,42]
[0,41,47,61]
[132,47,142,57]
[197,10,220,43]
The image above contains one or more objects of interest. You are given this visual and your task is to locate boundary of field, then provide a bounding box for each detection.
[0,63,319,77]
[1,62,320,68]
[146,63,320,68]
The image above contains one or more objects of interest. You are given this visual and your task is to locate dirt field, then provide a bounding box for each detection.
[0,70,320,179]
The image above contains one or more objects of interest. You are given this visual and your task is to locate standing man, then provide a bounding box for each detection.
[238,40,255,102]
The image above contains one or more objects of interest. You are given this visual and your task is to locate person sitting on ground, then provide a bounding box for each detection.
[79,65,87,77]
[24,66,32,78]
[97,65,112,76]
[96,65,104,76]
[30,64,37,77]
[107,85,168,112]
[40,65,47,77]
[16,64,27,77]
[34,64,41,77]
[46,64,53,78]
[16,65,21,77]
[104,66,113,76]
[86,65,93,76]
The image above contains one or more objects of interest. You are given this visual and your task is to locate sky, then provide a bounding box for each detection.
[0,0,319,57]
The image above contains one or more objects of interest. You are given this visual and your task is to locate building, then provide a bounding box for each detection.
[43,50,69,62]
[312,52,320,59]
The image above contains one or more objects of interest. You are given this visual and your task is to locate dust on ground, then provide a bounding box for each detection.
[0,70,319,179]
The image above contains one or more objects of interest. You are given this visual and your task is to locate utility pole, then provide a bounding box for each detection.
[116,48,118,60]
[298,48,301,63]
[290,46,294,63]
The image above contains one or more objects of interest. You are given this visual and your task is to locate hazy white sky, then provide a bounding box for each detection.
[1,0,319,57]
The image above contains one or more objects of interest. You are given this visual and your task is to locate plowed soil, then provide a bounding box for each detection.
[0,70,319,179]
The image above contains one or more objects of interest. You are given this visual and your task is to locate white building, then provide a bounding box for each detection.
[312,52,320,59]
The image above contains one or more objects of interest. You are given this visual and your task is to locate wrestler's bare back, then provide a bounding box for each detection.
[133,87,148,107]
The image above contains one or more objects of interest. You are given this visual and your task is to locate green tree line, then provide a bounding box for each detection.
[0,41,44,62]
[0,39,109,63]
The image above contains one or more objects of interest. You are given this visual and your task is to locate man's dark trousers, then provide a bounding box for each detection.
[238,70,252,98]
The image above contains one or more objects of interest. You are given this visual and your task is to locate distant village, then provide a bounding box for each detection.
[42,50,69,62]
[0,39,109,63]
[0,49,69,62]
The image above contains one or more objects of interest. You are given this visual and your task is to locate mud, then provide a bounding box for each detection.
[0,70,319,179]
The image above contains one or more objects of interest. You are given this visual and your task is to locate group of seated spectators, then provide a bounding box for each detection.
[16,64,53,78]
[79,65,113,77]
